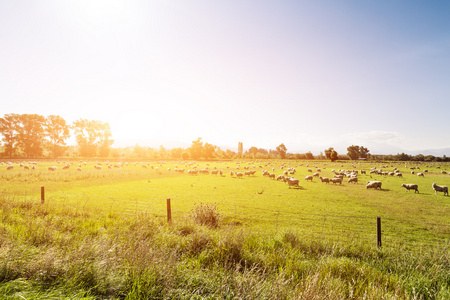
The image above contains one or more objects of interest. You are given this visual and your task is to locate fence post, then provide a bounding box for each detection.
[167,198,172,224]
[41,186,45,204]
[377,216,382,248]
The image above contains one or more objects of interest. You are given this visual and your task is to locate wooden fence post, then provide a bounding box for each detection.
[377,216,382,248]
[167,198,172,224]
[41,186,45,204]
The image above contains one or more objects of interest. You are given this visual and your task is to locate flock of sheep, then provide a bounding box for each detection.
[2,160,449,196]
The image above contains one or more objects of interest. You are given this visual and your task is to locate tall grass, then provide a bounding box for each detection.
[0,193,448,299]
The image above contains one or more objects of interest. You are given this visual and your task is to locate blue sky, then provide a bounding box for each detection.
[1,1,450,154]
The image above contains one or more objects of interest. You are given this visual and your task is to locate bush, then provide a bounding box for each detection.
[190,203,221,228]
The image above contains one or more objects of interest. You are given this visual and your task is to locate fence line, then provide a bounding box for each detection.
[12,187,450,252]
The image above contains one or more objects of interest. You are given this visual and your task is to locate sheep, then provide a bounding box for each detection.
[401,184,419,193]
[312,172,320,177]
[48,166,57,171]
[77,167,82,171]
[305,175,313,182]
[6,165,13,170]
[366,181,382,190]
[268,173,276,179]
[330,178,342,185]
[229,171,234,176]
[276,175,285,181]
[395,173,403,177]
[236,172,243,179]
[319,176,329,184]
[417,172,424,177]
[347,177,358,184]
[432,183,448,196]
[285,177,300,189]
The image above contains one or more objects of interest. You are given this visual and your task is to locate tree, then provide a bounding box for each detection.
[305,151,315,160]
[203,142,216,159]
[276,143,287,159]
[16,114,46,158]
[359,146,370,159]
[190,137,204,160]
[237,142,243,159]
[347,145,360,160]
[324,147,337,162]
[45,115,70,158]
[0,113,20,158]
[170,147,183,159]
[73,119,114,157]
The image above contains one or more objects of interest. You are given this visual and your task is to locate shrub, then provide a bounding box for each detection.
[190,203,221,228]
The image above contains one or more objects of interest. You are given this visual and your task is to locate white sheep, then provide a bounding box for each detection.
[432,183,448,196]
[401,184,419,193]
[48,166,57,171]
[347,177,358,184]
[285,177,300,189]
[417,173,424,177]
[319,176,329,184]
[236,172,243,179]
[305,175,313,182]
[366,181,382,190]
[330,178,342,185]
[6,165,13,170]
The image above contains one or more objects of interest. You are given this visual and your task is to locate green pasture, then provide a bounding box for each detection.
[1,159,449,249]
[0,159,449,299]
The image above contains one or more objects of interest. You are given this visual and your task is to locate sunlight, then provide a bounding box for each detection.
[115,110,164,141]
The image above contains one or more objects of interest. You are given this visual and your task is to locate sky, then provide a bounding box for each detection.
[1,0,450,155]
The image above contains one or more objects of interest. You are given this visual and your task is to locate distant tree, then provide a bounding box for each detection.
[190,137,204,160]
[170,147,183,159]
[324,147,337,162]
[73,119,113,157]
[203,142,216,159]
[359,146,370,159]
[45,115,70,158]
[17,114,46,158]
[248,146,258,157]
[158,145,167,159]
[182,152,190,160]
[305,151,314,160]
[347,145,360,160]
[237,142,243,159]
[226,149,236,159]
[0,113,20,158]
[276,143,287,159]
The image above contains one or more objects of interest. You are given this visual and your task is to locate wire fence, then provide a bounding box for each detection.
[34,186,450,254]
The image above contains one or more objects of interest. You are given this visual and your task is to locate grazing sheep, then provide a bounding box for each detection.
[330,178,342,185]
[432,183,448,196]
[276,175,285,181]
[269,173,276,179]
[347,177,358,184]
[319,176,329,184]
[360,170,366,175]
[6,165,13,170]
[236,172,243,179]
[285,177,300,189]
[48,166,57,171]
[395,173,403,177]
[401,184,419,193]
[229,171,234,176]
[305,175,313,182]
[312,172,320,177]
[366,181,382,190]
[417,172,424,177]
[77,167,82,171]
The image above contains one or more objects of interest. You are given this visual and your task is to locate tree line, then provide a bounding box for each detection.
[1,114,447,161]
[0,114,112,158]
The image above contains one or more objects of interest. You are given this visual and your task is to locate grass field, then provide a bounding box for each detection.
[0,159,449,299]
